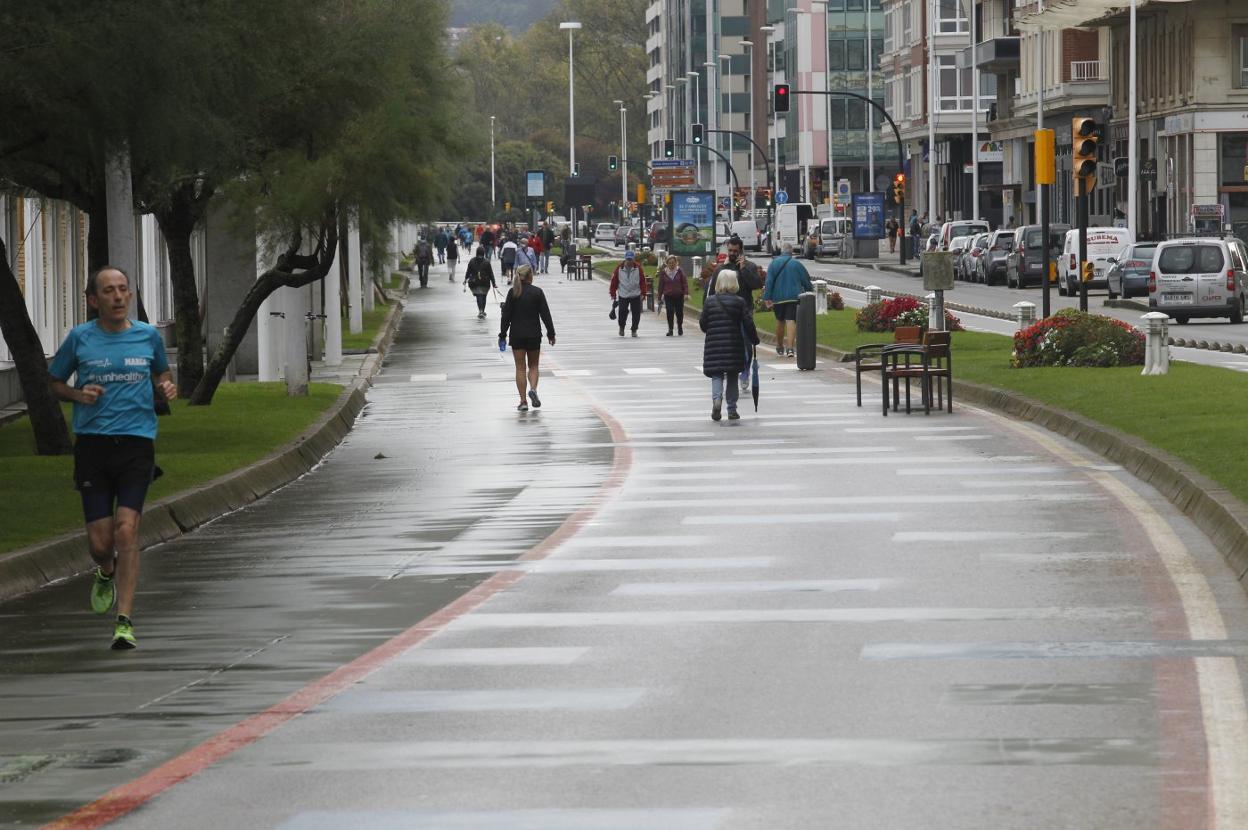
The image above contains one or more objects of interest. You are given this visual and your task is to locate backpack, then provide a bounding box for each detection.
[416,241,432,262]
[467,259,489,289]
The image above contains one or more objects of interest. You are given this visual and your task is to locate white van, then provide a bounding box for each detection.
[729,219,763,251]
[770,203,816,255]
[1058,227,1134,296]
[816,217,852,257]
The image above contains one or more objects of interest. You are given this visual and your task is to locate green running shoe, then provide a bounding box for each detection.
[90,567,115,614]
[111,617,136,650]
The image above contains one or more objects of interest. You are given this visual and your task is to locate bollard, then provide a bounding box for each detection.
[927,292,946,332]
[1141,311,1170,375]
[1012,301,1037,331]
[814,280,828,315]
[865,285,882,304]
[796,291,817,370]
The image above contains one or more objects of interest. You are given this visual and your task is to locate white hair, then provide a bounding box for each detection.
[781,242,794,254]
[716,269,740,295]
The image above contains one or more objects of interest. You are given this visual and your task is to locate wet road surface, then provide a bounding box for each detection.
[6,257,1248,828]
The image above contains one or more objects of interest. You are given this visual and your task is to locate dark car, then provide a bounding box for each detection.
[977,230,1015,285]
[1105,243,1157,300]
[613,224,639,246]
[648,222,669,244]
[1006,223,1071,288]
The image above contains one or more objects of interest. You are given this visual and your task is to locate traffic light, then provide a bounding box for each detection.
[608,155,618,171]
[504,201,511,212]
[774,83,790,113]
[692,123,704,145]
[545,201,553,213]
[573,162,581,177]
[663,139,675,158]
[1081,261,1095,283]
[1071,116,1101,189]
[892,173,905,206]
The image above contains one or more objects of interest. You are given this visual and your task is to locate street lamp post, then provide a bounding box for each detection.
[719,54,733,217]
[812,0,832,205]
[688,71,701,184]
[559,21,582,232]
[614,99,628,225]
[927,0,937,223]
[760,25,778,200]
[740,40,757,211]
[490,115,496,211]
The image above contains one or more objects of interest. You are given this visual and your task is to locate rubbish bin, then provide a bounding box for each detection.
[796,291,816,371]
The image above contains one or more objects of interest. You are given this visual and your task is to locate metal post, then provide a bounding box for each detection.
[927,0,937,223]
[1128,0,1138,238]
[971,0,979,222]
[796,291,817,370]
[1041,181,1051,317]
[490,116,496,211]
[867,3,874,192]
[1078,175,1088,312]
[742,40,757,214]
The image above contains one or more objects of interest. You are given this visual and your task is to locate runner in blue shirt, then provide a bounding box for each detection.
[48,266,176,650]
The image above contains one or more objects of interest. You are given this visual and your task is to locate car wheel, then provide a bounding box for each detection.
[1058,278,1067,296]
[1175,315,1190,325]
[1107,281,1118,300]
[1232,297,1245,325]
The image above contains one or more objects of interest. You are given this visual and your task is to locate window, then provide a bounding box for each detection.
[902,1,912,45]
[829,38,846,71]
[883,8,893,52]
[903,70,914,118]
[847,0,864,10]
[937,55,973,110]
[848,38,865,71]
[830,98,847,130]
[937,0,969,34]
[1238,27,1248,88]
[847,99,866,129]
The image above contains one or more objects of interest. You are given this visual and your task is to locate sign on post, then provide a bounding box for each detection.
[775,189,789,205]
[1113,157,1128,178]
[525,170,545,199]
[669,190,716,256]
[1140,158,1158,184]
[851,193,886,240]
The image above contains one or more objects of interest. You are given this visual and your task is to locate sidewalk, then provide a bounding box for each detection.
[813,244,920,278]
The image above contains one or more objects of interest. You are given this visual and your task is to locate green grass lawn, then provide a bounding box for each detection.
[0,383,342,553]
[341,299,393,352]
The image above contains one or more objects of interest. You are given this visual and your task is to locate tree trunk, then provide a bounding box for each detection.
[154,182,213,397]
[0,236,72,454]
[190,213,339,406]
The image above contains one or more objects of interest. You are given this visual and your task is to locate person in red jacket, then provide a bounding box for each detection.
[528,233,545,273]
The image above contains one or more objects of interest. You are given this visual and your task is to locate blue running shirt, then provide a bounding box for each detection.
[48,320,171,440]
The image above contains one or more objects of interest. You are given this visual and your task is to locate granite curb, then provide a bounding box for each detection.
[592,261,1248,593]
[0,296,406,603]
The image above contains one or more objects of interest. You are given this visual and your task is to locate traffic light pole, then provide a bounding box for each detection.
[791,89,907,266]
[1078,175,1089,313]
[676,143,741,217]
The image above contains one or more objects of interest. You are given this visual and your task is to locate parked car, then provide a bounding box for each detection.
[1006,223,1071,288]
[959,233,991,281]
[613,224,639,246]
[1105,243,1158,300]
[647,221,669,245]
[1149,236,1248,324]
[940,220,990,251]
[948,236,973,277]
[593,223,617,245]
[976,230,1015,285]
[1058,226,1134,296]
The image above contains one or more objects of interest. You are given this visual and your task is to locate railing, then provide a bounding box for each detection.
[1070,60,1102,82]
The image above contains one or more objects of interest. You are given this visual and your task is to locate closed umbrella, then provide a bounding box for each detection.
[750,345,760,412]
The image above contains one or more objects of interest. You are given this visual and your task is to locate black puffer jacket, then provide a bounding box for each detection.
[699,292,759,377]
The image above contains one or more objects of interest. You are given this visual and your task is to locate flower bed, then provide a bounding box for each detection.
[829,291,845,311]
[854,296,962,332]
[1012,309,1145,368]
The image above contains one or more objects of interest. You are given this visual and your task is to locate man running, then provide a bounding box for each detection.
[48,266,176,650]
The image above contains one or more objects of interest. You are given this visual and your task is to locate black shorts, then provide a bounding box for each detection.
[772,301,798,322]
[73,435,156,523]
[510,336,542,352]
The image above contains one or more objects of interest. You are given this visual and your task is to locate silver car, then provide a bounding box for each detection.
[1149,237,1248,324]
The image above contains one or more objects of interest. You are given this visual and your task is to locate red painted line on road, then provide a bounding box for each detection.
[43,405,632,830]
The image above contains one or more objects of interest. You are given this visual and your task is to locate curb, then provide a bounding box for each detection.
[0,296,407,604]
[824,272,1012,322]
[592,261,1248,590]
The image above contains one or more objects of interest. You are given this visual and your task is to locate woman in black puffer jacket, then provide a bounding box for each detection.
[699,270,759,421]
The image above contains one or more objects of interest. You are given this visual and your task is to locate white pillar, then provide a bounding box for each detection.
[104,148,137,313]
[358,226,374,313]
[283,286,309,395]
[347,219,363,334]
[257,237,280,382]
[324,255,343,366]
[1141,311,1169,375]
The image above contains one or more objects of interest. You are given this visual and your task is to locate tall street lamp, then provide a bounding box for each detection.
[740,39,757,209]
[559,21,582,232]
[490,115,496,210]
[760,24,778,198]
[665,83,677,141]
[614,99,628,224]
[719,54,733,212]
[812,0,832,204]
[688,71,701,184]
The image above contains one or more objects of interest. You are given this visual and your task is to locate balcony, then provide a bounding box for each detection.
[958,37,1020,75]
[1070,60,1102,82]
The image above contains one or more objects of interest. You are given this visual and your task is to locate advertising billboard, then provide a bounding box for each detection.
[526,170,545,199]
[851,192,886,240]
[669,190,716,255]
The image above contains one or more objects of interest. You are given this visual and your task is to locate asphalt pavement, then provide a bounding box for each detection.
[7,255,1248,828]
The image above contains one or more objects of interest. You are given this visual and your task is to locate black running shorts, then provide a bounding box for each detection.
[73,435,156,523]
[772,301,798,322]
[509,336,542,352]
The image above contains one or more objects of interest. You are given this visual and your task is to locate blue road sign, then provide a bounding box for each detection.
[775,190,789,205]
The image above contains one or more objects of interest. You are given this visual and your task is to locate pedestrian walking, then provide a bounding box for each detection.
[48,266,177,650]
[445,233,460,279]
[909,210,922,258]
[464,246,496,318]
[515,236,540,275]
[539,223,556,273]
[434,228,447,264]
[528,232,545,274]
[414,237,433,288]
[480,227,496,259]
[609,250,649,337]
[499,264,555,411]
[657,254,689,336]
[500,237,518,282]
[699,269,759,422]
[762,242,814,357]
[885,217,899,254]
[705,236,763,391]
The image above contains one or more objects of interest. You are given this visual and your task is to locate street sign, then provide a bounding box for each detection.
[836,178,852,201]
[851,193,886,240]
[1113,157,1128,178]
[1140,158,1157,183]
[716,196,731,215]
[776,189,789,205]
[651,159,695,168]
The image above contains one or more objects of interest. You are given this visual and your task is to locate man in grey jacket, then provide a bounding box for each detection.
[608,250,650,337]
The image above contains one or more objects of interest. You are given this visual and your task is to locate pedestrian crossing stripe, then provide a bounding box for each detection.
[622,367,666,375]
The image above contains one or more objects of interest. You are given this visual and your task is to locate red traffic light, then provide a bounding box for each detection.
[774,83,790,113]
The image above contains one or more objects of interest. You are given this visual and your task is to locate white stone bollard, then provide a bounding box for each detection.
[865,285,882,304]
[1013,301,1037,331]
[1142,311,1170,375]
[814,280,828,314]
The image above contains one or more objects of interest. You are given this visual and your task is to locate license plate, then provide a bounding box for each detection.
[1161,293,1193,304]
